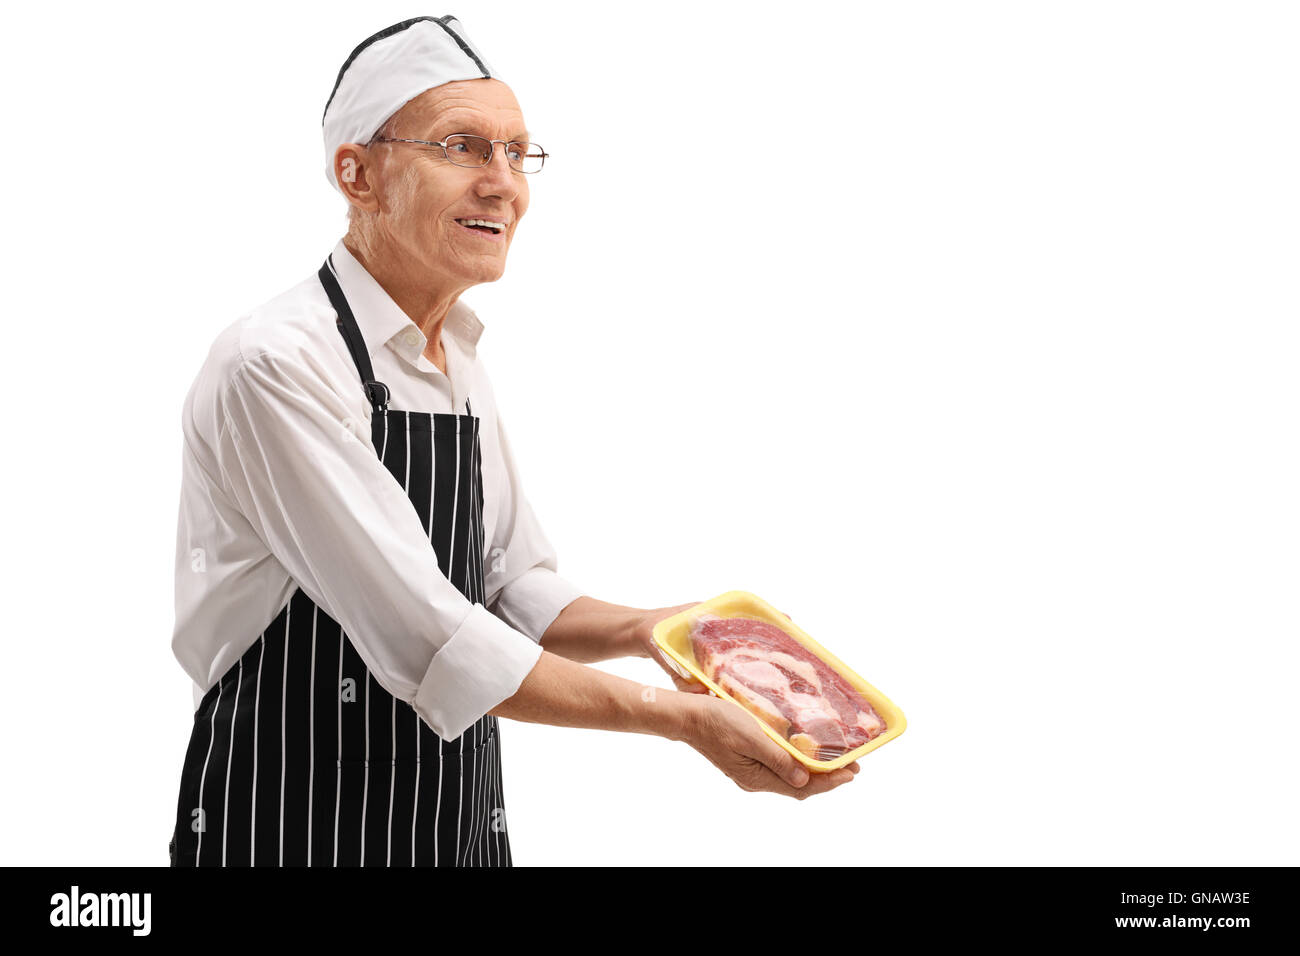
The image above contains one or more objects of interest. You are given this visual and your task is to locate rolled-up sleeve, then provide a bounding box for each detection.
[216,348,541,740]
[483,412,585,643]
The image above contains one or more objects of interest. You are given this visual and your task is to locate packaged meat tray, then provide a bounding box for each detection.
[652,590,905,771]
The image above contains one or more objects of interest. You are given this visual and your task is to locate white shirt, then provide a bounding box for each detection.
[172,238,584,740]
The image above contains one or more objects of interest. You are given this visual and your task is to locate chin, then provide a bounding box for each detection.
[472,261,508,284]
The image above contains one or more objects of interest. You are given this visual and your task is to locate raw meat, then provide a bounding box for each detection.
[689,613,886,760]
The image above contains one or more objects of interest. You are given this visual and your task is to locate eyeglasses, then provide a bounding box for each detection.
[369,133,548,173]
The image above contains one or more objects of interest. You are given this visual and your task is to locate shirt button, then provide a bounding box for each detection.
[403,329,423,348]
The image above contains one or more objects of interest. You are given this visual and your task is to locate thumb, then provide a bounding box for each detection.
[741,725,809,787]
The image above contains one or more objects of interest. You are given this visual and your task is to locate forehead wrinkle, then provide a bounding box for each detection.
[414,101,527,138]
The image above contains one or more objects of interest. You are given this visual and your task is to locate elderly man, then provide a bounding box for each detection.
[169,15,857,868]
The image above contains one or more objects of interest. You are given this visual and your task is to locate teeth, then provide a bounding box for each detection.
[457,218,506,233]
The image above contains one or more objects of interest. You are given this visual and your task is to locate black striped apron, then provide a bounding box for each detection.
[169,255,511,866]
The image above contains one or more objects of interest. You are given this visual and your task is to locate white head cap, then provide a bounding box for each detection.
[321,15,498,193]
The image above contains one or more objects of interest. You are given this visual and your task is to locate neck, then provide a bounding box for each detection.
[342,233,464,356]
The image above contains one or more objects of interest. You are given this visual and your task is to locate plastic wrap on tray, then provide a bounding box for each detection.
[686,611,888,762]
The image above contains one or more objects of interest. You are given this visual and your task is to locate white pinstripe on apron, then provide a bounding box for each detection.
[169,255,511,866]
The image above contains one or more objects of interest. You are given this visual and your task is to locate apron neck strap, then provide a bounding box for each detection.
[319,256,390,416]
[320,255,476,420]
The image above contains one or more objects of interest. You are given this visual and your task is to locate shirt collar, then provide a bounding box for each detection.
[328,238,485,370]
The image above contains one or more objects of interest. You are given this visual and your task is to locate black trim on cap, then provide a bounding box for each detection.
[322,14,491,124]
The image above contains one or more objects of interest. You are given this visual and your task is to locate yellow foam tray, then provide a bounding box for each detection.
[652,589,906,772]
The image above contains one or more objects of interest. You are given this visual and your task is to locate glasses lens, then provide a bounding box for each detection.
[443,134,492,167]
[515,144,545,173]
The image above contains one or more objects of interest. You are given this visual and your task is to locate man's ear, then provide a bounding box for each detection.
[335,143,379,213]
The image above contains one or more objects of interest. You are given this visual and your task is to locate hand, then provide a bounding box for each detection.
[633,601,712,693]
[680,694,859,799]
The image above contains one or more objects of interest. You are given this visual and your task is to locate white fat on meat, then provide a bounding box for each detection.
[755,650,821,687]
[716,673,791,736]
[857,710,886,736]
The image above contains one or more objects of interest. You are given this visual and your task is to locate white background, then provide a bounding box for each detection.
[2,0,1296,866]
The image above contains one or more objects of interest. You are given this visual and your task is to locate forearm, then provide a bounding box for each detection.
[489,645,859,799]
[538,595,649,663]
[490,648,696,741]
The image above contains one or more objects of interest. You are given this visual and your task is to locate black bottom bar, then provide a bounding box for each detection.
[9,866,1290,941]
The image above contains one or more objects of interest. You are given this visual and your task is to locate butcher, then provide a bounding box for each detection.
[168,14,857,868]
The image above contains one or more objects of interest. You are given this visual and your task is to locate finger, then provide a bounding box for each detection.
[742,762,855,799]
[799,768,856,794]
[651,647,701,689]
[667,668,704,689]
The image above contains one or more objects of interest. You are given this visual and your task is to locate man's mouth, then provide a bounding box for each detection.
[455,218,507,236]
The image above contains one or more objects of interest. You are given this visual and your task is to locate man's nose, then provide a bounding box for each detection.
[475,146,518,195]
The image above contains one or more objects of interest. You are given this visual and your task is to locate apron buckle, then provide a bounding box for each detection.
[364,380,391,413]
